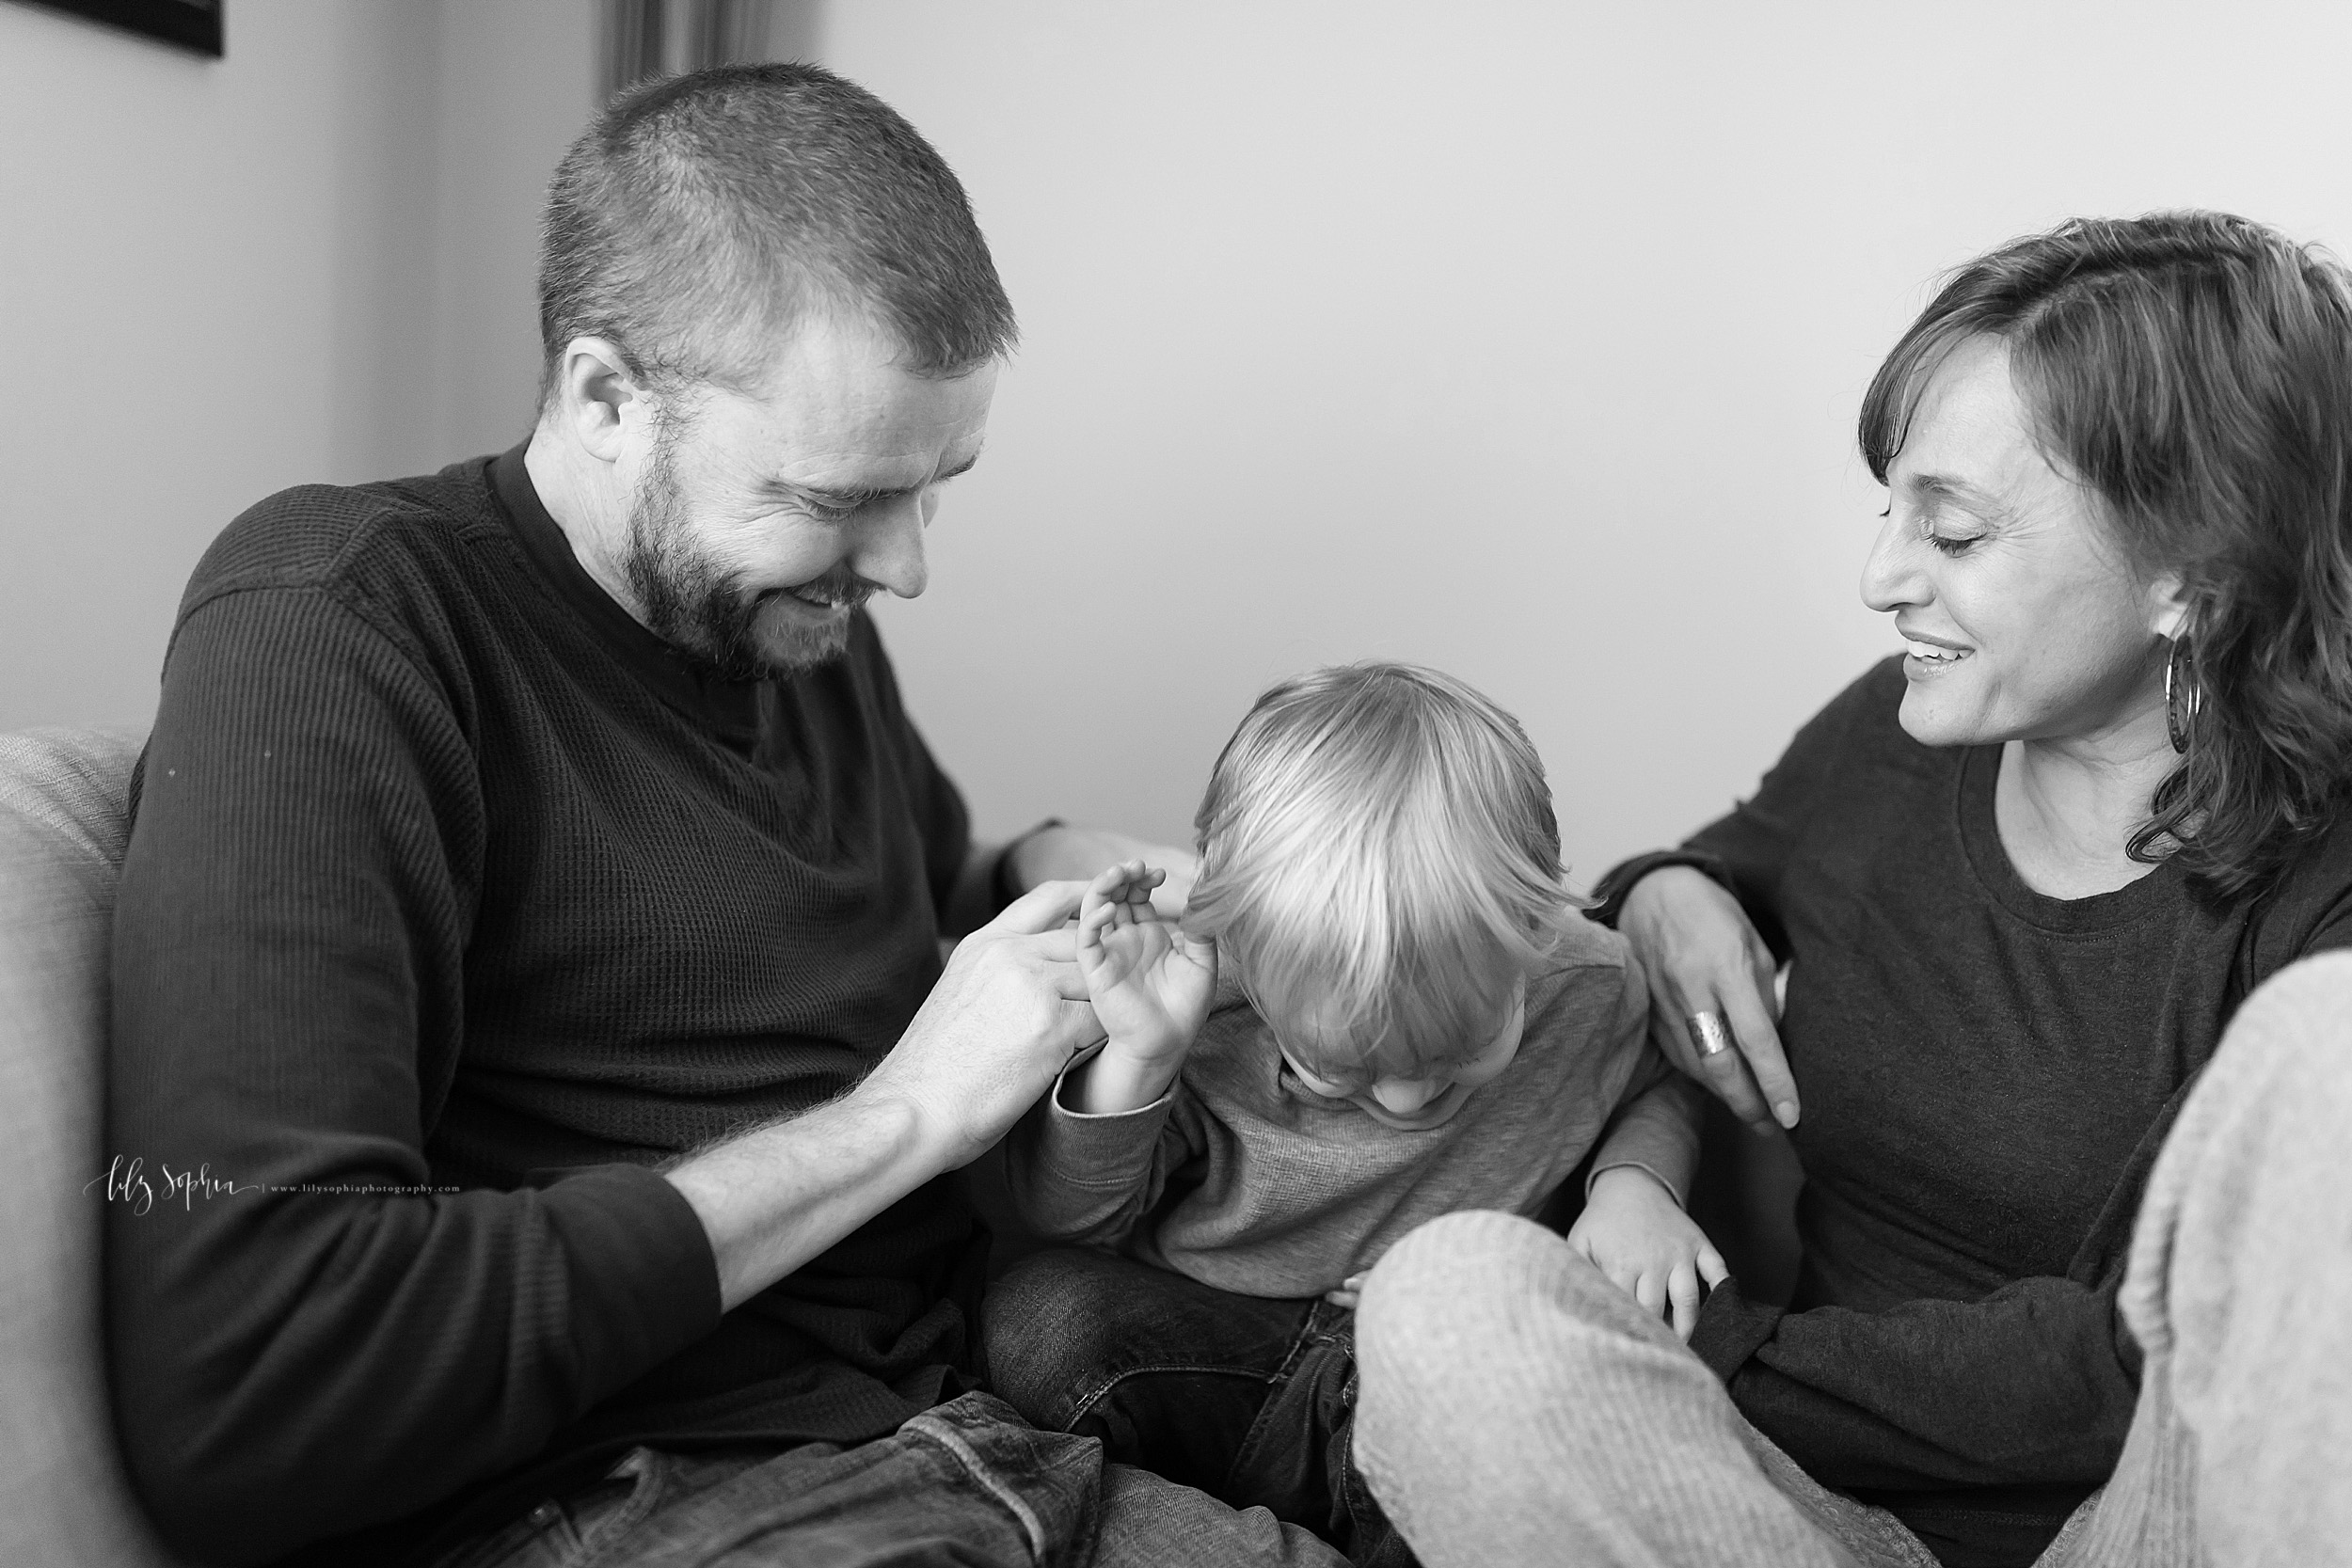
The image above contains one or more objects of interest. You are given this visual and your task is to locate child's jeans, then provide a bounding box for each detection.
[985,1248,1416,1568]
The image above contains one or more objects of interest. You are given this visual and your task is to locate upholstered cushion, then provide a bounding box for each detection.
[0,727,186,1567]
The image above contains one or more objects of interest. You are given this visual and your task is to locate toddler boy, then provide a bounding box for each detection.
[986,663,1723,1564]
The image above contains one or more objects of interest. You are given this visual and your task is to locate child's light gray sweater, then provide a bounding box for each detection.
[1005,912,1702,1298]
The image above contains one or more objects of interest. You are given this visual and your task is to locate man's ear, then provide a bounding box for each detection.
[553,337,642,465]
[2147,571,2193,642]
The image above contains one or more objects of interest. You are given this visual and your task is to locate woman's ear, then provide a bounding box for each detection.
[2147,571,2193,642]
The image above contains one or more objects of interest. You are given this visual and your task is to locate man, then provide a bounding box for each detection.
[106,64,1341,1567]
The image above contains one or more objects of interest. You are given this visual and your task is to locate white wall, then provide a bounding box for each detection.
[0,0,588,732]
[427,3,597,466]
[7,0,2350,879]
[823,0,2352,876]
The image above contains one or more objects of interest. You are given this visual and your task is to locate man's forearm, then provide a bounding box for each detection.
[663,1085,948,1311]
[672,879,1102,1311]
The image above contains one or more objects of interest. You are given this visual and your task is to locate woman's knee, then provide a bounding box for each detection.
[1359,1212,1630,1367]
[1356,1210,1692,1445]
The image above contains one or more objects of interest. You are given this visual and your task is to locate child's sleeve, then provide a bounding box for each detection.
[1586,1057,1708,1206]
[1003,1055,1202,1249]
[1583,953,1705,1206]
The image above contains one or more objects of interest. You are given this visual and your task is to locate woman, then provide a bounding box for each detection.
[1348,212,2352,1568]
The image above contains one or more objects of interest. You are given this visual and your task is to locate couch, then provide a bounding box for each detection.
[0,725,185,1567]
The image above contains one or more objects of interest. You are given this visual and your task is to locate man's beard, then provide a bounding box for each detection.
[621,428,870,682]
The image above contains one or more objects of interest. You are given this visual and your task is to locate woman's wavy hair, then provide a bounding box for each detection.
[1859,212,2352,901]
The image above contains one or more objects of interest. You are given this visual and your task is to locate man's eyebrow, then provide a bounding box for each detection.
[774,451,982,509]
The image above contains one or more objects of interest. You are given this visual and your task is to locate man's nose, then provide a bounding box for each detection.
[850,493,930,600]
[1859,514,1923,614]
[1371,1077,1442,1114]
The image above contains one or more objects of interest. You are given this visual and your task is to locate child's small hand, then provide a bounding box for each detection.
[1565,1166,1729,1340]
[1076,859,1217,1069]
[1323,1273,1368,1310]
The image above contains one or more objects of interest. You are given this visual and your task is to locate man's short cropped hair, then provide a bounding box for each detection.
[1184,662,1574,1081]
[537,61,1015,407]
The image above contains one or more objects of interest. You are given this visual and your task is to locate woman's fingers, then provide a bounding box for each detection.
[1668,1261,1702,1340]
[1622,867,1795,1131]
[1666,972,1777,1131]
[1716,978,1797,1130]
[1697,1242,1730,1290]
[1647,972,1707,1079]
[1633,1270,1665,1318]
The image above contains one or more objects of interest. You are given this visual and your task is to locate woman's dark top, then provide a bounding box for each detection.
[1598,657,2352,1568]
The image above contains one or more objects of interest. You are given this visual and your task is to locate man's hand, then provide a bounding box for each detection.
[1069,861,1216,1113]
[1009,824,1199,917]
[668,881,1102,1310]
[1565,1165,1729,1341]
[863,879,1107,1166]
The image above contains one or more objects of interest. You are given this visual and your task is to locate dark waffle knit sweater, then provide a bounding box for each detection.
[1600,658,2352,1568]
[106,449,986,1567]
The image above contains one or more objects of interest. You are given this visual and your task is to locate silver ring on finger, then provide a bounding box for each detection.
[1687,1010,1735,1058]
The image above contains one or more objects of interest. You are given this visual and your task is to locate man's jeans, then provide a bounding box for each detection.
[430,1391,1343,1568]
[984,1248,1413,1568]
[1349,952,2352,1568]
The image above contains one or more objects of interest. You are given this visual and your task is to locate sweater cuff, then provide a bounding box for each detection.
[1584,1158,1689,1210]
[1029,1057,1175,1177]
[1585,849,1737,929]
[537,1163,724,1405]
[1687,1277,1785,1384]
[1048,1055,1176,1124]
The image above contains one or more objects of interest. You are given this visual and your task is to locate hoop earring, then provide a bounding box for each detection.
[2165,638,2201,754]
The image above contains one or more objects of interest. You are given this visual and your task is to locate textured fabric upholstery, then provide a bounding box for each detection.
[0,726,185,1567]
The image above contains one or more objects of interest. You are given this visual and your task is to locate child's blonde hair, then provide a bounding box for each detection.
[1184,662,1573,1082]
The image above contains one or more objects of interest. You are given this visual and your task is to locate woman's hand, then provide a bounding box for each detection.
[1566,1166,1730,1340]
[1618,866,1800,1131]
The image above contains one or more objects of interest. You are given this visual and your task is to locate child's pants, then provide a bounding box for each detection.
[1351,951,2352,1568]
[984,1248,1413,1567]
